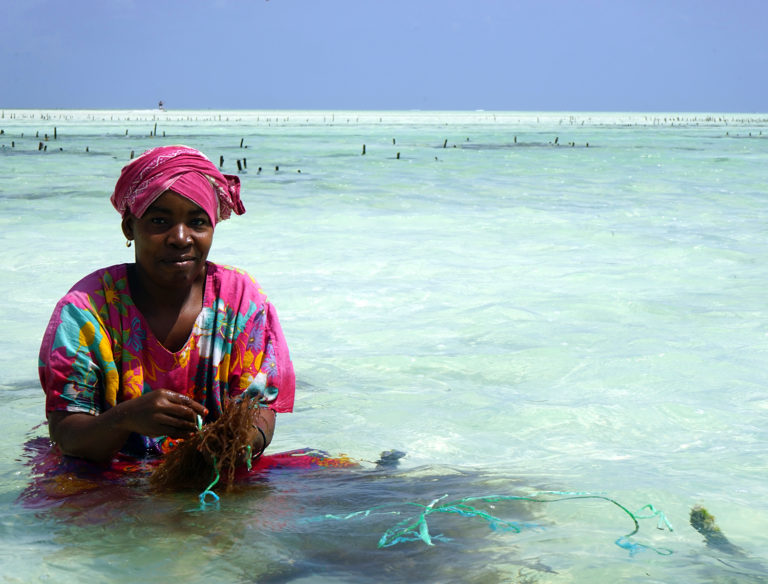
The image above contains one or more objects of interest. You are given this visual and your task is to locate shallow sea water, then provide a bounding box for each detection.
[1,109,767,583]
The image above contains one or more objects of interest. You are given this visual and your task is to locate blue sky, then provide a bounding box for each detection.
[1,0,765,112]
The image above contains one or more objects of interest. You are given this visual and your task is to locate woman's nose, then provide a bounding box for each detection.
[167,223,192,246]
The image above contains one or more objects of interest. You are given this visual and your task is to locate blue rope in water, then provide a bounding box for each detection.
[198,455,221,508]
[325,491,674,554]
[192,414,221,508]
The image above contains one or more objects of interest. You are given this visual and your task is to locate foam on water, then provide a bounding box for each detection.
[2,109,768,582]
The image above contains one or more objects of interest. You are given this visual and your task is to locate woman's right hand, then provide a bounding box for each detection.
[47,389,208,463]
[115,389,208,438]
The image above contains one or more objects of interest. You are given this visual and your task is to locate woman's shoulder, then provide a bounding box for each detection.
[42,265,132,341]
[206,262,268,304]
[207,262,262,288]
[72,264,128,290]
[68,264,129,292]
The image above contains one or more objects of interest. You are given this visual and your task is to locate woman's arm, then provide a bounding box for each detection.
[245,407,276,459]
[48,389,208,463]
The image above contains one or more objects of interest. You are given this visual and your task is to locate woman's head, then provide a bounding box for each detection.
[111,145,245,226]
[113,146,245,291]
[122,189,215,291]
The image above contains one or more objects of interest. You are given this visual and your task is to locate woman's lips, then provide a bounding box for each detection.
[162,256,197,266]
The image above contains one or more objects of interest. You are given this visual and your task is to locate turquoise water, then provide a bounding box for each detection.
[1,109,767,582]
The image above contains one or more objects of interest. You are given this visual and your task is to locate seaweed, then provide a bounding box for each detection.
[149,395,262,492]
[690,505,745,557]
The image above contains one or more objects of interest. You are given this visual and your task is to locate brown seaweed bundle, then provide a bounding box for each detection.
[150,395,262,492]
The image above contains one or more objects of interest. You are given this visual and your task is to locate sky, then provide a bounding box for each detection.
[1,0,766,112]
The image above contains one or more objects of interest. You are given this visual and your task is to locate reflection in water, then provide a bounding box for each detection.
[17,437,711,583]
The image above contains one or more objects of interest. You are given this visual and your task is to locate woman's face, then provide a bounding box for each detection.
[122,190,214,291]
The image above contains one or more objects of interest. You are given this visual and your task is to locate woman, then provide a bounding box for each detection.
[39,145,295,463]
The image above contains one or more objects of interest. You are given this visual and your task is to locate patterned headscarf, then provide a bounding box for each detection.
[110,145,245,225]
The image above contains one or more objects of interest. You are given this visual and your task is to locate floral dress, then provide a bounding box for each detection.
[39,262,295,455]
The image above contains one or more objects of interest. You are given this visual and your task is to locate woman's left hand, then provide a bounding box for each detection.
[237,407,276,466]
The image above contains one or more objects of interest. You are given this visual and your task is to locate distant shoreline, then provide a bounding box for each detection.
[2,107,768,116]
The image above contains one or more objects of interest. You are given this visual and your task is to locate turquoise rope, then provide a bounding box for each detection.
[198,456,221,507]
[193,415,221,507]
[325,491,674,554]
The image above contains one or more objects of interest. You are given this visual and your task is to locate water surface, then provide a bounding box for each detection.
[1,109,767,582]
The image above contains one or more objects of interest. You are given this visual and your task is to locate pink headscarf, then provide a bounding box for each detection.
[110,145,245,225]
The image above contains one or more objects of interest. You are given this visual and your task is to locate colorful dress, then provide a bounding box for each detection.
[39,262,295,456]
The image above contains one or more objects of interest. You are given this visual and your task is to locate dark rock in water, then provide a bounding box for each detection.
[375,449,406,468]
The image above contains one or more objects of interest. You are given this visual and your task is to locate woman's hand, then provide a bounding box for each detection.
[235,407,276,467]
[47,389,208,463]
[115,389,208,438]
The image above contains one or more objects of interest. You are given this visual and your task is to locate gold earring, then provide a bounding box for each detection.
[126,240,132,248]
